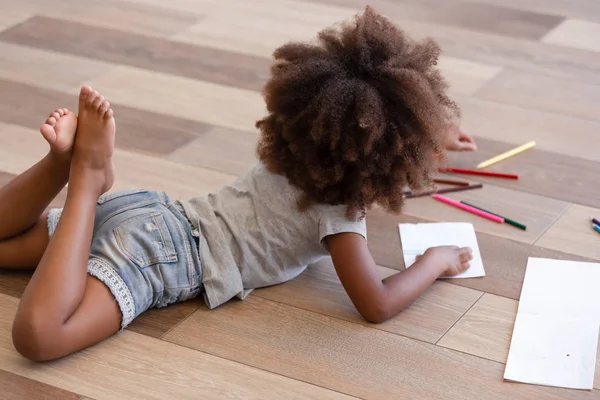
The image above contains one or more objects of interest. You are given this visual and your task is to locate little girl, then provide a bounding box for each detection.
[1,7,476,361]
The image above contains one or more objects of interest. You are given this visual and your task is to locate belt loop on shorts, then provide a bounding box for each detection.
[171,201,200,250]
[159,191,168,205]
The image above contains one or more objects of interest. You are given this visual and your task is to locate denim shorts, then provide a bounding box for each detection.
[47,189,203,329]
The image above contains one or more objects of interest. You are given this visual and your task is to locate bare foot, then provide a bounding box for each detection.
[71,85,116,195]
[40,108,78,163]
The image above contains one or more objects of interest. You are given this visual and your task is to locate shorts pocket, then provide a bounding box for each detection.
[114,212,178,268]
[98,189,148,205]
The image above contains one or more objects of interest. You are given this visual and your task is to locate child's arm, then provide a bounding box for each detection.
[327,233,472,324]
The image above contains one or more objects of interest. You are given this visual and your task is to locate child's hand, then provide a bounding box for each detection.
[444,125,477,152]
[416,245,473,277]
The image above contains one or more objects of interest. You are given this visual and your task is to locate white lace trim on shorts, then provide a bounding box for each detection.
[47,208,63,237]
[87,257,136,329]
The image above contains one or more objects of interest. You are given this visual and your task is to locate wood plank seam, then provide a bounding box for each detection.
[532,202,573,244]
[158,307,199,340]
[434,291,485,345]
[251,290,489,356]
[158,319,362,399]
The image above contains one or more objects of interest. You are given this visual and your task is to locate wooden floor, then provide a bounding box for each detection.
[1,0,600,398]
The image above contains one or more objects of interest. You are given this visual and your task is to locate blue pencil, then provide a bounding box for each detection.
[594,223,600,235]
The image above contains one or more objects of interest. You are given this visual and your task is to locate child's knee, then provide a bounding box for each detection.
[12,311,60,361]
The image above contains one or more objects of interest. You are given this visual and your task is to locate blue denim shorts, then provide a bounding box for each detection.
[47,189,203,329]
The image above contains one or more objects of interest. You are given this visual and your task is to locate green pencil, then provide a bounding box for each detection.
[460,201,527,231]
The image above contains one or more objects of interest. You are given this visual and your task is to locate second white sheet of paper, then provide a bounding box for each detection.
[504,257,600,390]
[398,222,485,278]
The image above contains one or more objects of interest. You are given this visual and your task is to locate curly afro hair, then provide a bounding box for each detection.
[256,6,459,218]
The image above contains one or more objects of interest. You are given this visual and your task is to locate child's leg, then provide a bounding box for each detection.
[0,109,76,241]
[0,108,77,268]
[13,86,121,361]
[0,218,49,269]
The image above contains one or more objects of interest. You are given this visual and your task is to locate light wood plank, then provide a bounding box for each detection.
[401,183,570,245]
[536,204,600,261]
[173,0,355,58]
[437,293,600,389]
[255,258,483,343]
[0,293,353,400]
[0,124,235,200]
[0,369,82,400]
[542,19,600,53]
[437,56,503,95]
[80,66,265,132]
[164,295,591,399]
[0,9,31,32]
[0,0,198,37]
[476,69,600,122]
[437,294,517,361]
[167,126,258,176]
[458,96,600,163]
[122,0,218,15]
[0,42,112,92]
[0,16,271,92]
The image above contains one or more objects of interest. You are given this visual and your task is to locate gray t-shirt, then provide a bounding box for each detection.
[178,162,367,309]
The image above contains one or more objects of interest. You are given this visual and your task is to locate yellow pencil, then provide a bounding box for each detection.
[477,141,536,169]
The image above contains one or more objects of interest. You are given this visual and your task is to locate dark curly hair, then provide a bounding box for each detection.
[256,6,459,218]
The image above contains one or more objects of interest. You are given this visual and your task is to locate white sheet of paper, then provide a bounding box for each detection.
[398,222,485,278]
[504,313,599,390]
[504,257,600,390]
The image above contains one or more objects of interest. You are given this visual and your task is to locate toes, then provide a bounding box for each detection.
[51,111,61,121]
[86,90,100,108]
[92,96,105,112]
[99,100,110,114]
[79,85,93,110]
[62,108,69,115]
[80,85,93,98]
[40,124,57,144]
[55,109,65,117]
[48,117,57,126]
[104,108,114,119]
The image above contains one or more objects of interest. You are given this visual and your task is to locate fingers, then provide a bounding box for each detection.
[457,129,477,151]
[456,141,477,151]
[458,247,473,262]
[92,95,105,111]
[458,261,471,273]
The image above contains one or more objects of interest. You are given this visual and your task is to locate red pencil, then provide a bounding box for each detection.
[442,168,519,180]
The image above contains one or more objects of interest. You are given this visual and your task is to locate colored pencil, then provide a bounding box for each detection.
[433,194,504,223]
[594,224,600,235]
[432,178,470,186]
[404,183,483,199]
[461,201,527,231]
[442,168,519,180]
[592,217,600,227]
[477,141,536,169]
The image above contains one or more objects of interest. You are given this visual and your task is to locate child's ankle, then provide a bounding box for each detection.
[46,151,71,176]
